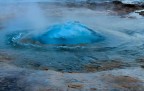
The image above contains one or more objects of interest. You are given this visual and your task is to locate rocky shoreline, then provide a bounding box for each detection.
[64,0,144,17]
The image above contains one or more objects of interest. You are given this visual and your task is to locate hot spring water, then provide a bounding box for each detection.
[0,2,144,72]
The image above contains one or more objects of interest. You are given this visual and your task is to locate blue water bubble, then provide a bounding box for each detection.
[36,21,104,45]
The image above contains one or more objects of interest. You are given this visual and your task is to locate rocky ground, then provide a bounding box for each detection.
[0,57,144,91]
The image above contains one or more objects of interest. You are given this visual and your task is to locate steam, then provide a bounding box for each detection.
[24,3,48,31]
[0,3,48,33]
[0,0,144,47]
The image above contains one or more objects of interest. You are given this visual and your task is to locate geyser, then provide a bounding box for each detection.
[9,21,104,46]
[37,21,104,45]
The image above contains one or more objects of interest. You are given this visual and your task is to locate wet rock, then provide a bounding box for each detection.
[81,1,144,16]
[141,65,144,68]
[68,83,83,89]
[90,88,97,91]
[112,1,123,5]
[136,58,144,68]
[105,75,144,91]
[65,0,144,15]
[137,58,144,63]
[84,60,129,72]
[0,77,25,91]
[0,53,13,62]
[39,66,49,71]
[138,11,144,16]
[12,58,130,73]
[112,1,144,15]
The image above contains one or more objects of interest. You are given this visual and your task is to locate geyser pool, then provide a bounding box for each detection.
[9,21,104,46]
[5,21,109,72]
[2,3,144,73]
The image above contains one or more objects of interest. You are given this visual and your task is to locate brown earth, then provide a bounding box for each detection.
[103,75,144,91]
[0,52,13,62]
[84,60,129,72]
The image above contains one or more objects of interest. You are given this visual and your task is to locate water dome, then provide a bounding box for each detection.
[8,21,104,46]
[34,21,104,45]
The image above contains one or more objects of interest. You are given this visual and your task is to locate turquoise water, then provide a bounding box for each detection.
[0,2,144,72]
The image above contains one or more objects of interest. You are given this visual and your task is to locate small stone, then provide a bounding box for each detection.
[39,66,49,71]
[68,84,83,89]
[139,11,144,16]
[140,65,144,68]
[90,88,97,91]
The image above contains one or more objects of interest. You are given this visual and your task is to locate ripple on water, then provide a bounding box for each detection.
[5,21,143,73]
